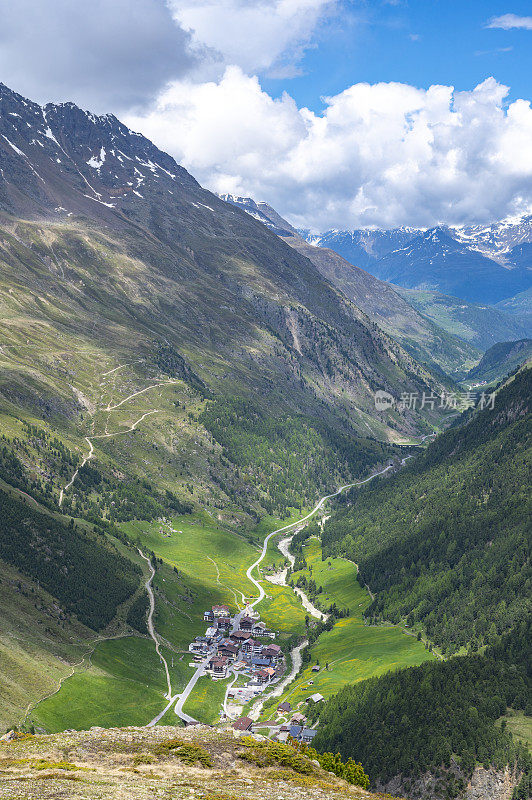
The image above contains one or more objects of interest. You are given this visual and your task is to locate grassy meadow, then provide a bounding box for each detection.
[262,537,433,716]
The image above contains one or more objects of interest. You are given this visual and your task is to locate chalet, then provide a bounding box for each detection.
[306,693,324,703]
[218,642,238,659]
[203,610,214,622]
[241,638,255,654]
[189,639,209,654]
[254,669,270,684]
[252,641,263,655]
[216,616,231,631]
[277,701,292,714]
[251,657,271,668]
[252,621,267,634]
[240,616,254,631]
[262,644,282,660]
[301,728,318,743]
[290,713,306,724]
[232,716,253,732]
[230,630,251,643]
[289,725,302,739]
[311,664,320,672]
[212,604,231,618]
[210,657,228,677]
[264,667,276,679]
[233,660,247,671]
[205,626,218,638]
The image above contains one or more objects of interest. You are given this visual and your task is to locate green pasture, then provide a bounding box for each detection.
[182,673,231,724]
[263,537,433,715]
[30,637,189,733]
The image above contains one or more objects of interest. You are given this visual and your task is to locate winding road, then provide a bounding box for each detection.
[138,550,173,702]
[245,464,393,609]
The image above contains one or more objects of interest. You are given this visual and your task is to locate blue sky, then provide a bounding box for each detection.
[264,1,532,110]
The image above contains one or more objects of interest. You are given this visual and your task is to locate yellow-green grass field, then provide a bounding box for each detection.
[121,513,308,641]
[500,710,532,750]
[262,538,433,715]
[182,673,232,724]
[29,637,192,733]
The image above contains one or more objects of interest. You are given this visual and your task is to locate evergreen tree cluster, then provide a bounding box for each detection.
[0,488,140,630]
[313,622,531,798]
[322,366,532,652]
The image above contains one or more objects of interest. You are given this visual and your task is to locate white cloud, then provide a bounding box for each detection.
[126,73,532,230]
[169,0,336,77]
[0,0,195,112]
[486,14,532,30]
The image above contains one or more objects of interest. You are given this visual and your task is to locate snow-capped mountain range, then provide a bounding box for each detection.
[297,220,532,304]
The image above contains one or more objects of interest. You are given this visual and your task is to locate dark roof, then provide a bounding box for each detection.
[301,728,318,740]
[251,658,270,667]
[231,630,251,640]
[277,701,292,712]
[232,716,253,730]
[289,725,302,738]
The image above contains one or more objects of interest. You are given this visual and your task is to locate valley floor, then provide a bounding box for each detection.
[25,474,431,732]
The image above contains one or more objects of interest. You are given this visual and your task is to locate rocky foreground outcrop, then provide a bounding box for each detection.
[0,725,400,800]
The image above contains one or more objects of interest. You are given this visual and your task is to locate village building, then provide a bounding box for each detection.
[212,604,231,618]
[251,657,271,668]
[232,716,253,734]
[203,610,214,622]
[306,692,324,703]
[290,713,306,724]
[277,701,292,714]
[218,641,238,659]
[216,616,231,631]
[240,616,254,631]
[311,664,320,672]
[230,630,252,643]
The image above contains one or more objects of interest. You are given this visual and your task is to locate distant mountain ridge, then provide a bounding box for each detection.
[300,219,532,305]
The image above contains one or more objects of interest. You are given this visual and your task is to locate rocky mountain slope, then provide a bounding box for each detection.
[220,195,480,379]
[0,725,399,800]
[0,82,452,527]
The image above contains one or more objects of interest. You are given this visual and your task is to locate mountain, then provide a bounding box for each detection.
[322,364,531,652]
[299,227,422,270]
[0,81,454,524]
[397,288,532,351]
[464,339,532,387]
[0,82,460,728]
[313,365,532,799]
[302,220,532,305]
[372,227,529,304]
[452,215,532,265]
[496,286,532,328]
[221,195,480,379]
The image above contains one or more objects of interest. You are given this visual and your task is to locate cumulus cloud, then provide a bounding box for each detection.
[169,0,336,77]
[126,72,532,230]
[486,14,532,30]
[0,0,195,112]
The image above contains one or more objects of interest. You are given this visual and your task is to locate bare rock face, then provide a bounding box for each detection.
[376,761,521,800]
[465,765,517,800]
